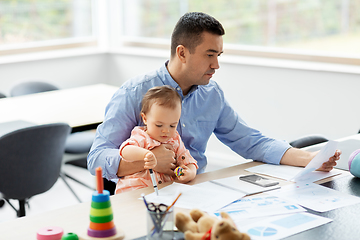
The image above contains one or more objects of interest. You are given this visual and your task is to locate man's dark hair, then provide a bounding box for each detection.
[171,12,225,57]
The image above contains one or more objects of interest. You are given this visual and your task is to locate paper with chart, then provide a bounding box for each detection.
[209,175,280,195]
[246,164,342,182]
[213,195,306,221]
[291,140,338,181]
[246,140,340,182]
[270,182,360,212]
[239,212,332,240]
[144,182,245,212]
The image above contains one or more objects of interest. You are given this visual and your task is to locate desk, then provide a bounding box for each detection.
[0,161,356,240]
[0,84,118,132]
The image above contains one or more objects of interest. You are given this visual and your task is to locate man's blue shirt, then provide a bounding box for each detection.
[87,61,291,179]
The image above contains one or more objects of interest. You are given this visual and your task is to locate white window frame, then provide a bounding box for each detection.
[0,0,103,57]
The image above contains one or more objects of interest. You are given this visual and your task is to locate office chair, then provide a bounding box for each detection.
[10,81,113,194]
[64,131,116,195]
[0,123,71,217]
[10,81,58,97]
[289,134,329,148]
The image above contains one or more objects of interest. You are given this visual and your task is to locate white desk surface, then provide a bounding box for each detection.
[0,160,348,240]
[0,84,118,128]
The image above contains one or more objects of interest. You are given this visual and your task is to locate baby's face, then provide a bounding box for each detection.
[142,102,181,143]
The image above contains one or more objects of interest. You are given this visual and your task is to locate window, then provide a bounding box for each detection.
[120,0,360,65]
[0,0,96,54]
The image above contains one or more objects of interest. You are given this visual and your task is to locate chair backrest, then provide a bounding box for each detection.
[0,123,71,200]
[289,135,329,149]
[10,81,59,97]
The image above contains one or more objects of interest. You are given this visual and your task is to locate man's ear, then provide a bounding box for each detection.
[141,112,147,125]
[176,45,187,63]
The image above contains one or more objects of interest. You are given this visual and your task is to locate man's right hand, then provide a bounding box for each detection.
[151,144,176,177]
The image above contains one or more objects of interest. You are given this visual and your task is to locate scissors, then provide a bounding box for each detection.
[147,202,168,213]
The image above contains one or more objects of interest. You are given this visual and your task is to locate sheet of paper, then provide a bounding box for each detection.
[238,212,332,240]
[144,182,245,212]
[292,140,338,181]
[210,175,280,195]
[246,163,342,183]
[246,164,303,181]
[270,182,360,212]
[213,195,306,220]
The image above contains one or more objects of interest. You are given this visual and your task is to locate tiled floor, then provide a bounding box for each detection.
[0,150,248,223]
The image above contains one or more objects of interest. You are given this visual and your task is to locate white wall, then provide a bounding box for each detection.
[1,51,359,158]
[0,52,109,95]
[108,52,360,146]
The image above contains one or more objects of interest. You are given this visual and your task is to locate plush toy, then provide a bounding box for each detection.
[175,209,251,240]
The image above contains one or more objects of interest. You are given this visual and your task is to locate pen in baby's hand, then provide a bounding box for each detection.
[149,169,158,195]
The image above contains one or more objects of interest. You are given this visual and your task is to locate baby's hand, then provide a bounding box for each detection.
[144,151,157,169]
[175,165,196,183]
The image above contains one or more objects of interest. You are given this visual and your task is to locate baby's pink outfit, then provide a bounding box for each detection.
[115,126,198,194]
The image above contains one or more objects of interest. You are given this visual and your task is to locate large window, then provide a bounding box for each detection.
[0,0,96,54]
[121,0,360,64]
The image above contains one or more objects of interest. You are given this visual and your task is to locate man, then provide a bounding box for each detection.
[87,12,340,181]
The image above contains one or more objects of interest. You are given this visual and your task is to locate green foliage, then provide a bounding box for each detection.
[129,0,360,48]
[0,0,92,44]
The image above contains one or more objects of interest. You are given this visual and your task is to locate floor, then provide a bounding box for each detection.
[0,152,247,223]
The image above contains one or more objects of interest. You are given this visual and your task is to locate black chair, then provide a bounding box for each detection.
[10,81,58,97]
[63,131,96,191]
[289,134,329,148]
[0,123,71,217]
[64,132,116,195]
[10,81,105,193]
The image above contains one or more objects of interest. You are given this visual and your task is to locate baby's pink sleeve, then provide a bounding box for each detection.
[119,130,146,157]
[174,133,198,169]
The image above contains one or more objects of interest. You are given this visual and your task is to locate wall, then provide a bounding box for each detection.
[0,52,109,95]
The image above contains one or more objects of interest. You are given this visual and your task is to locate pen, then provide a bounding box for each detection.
[166,193,182,212]
[149,169,158,195]
[141,193,149,209]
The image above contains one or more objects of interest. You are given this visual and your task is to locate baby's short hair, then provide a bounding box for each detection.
[141,85,182,114]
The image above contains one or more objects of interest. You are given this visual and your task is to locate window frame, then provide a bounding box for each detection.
[120,37,360,66]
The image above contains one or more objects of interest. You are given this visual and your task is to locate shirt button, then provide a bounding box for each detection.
[176,87,181,91]
[158,180,162,184]
[182,124,185,128]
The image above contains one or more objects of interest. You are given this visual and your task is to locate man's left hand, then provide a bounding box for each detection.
[317,150,342,172]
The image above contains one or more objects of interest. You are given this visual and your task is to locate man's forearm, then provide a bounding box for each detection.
[117,159,145,177]
[280,147,316,167]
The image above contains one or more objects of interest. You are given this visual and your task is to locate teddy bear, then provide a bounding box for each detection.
[175,209,251,240]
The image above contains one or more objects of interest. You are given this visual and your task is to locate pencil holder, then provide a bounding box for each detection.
[146,209,174,240]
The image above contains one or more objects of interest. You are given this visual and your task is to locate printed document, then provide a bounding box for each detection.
[209,175,280,195]
[270,182,360,212]
[214,195,306,220]
[144,182,245,212]
[246,141,340,182]
[239,212,332,240]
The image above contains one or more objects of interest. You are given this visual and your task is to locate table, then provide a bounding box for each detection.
[0,84,118,132]
[0,160,356,240]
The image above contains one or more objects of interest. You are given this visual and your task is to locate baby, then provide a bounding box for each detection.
[115,85,198,194]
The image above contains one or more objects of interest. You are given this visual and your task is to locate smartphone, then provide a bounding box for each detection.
[239,174,279,187]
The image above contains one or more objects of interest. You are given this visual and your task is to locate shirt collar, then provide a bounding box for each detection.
[160,61,199,98]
